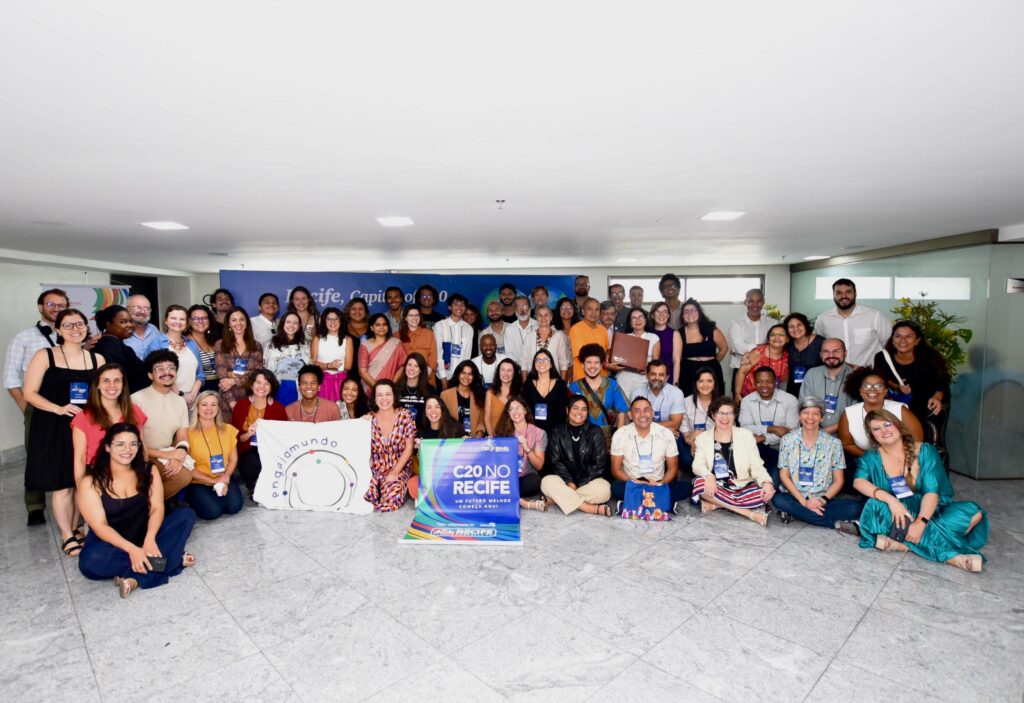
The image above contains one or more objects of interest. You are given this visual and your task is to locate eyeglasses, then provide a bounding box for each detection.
[190,316,209,323]
[130,306,152,312]
[110,441,140,450]
[151,364,177,373]
[534,358,550,364]
[861,382,887,390]
[769,333,788,339]
[61,322,87,330]
[44,302,67,310]
[715,411,736,417]
[822,350,844,356]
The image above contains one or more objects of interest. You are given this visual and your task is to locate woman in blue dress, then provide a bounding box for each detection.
[853,409,988,572]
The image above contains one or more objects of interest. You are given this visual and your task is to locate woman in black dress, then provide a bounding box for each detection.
[22,308,105,557]
[92,305,148,393]
[521,349,569,435]
[678,298,729,397]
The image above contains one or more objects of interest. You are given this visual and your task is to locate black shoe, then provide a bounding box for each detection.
[778,511,792,524]
[835,520,861,537]
[27,509,46,526]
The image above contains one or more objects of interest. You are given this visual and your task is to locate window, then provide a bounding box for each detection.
[607,275,765,304]
[893,277,971,301]
[815,276,891,300]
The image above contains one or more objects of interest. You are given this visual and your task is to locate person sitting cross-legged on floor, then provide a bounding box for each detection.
[610,396,689,510]
[541,395,613,517]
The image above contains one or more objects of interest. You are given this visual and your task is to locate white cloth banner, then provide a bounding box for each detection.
[253,419,373,514]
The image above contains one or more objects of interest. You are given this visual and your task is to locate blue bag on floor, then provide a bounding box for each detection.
[621,480,672,521]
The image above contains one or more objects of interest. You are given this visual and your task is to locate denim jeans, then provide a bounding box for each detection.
[771,491,863,528]
[185,477,244,520]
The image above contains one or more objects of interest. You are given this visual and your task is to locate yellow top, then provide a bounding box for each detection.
[188,424,239,478]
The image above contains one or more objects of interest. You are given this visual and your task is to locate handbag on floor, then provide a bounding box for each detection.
[620,480,672,521]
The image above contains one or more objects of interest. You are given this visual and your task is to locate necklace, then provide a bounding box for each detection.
[300,399,320,421]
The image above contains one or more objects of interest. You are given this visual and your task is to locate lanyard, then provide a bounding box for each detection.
[200,426,225,460]
[824,367,849,399]
[757,399,779,425]
[692,397,709,426]
[633,433,653,456]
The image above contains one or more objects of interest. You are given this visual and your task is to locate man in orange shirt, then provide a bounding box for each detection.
[569,298,608,381]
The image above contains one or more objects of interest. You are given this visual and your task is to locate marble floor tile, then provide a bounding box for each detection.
[0,642,99,703]
[713,570,868,656]
[543,571,697,657]
[377,571,528,653]
[217,565,367,649]
[590,659,724,703]
[264,603,438,702]
[148,652,296,702]
[194,536,324,597]
[467,546,604,606]
[617,540,749,605]
[87,603,260,699]
[805,659,938,703]
[454,608,634,702]
[184,510,289,558]
[646,611,830,703]
[752,538,899,607]
[364,659,505,703]
[660,513,791,569]
[838,608,1024,702]
[873,565,1024,651]
[0,586,77,643]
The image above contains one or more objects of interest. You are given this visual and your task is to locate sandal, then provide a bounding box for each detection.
[749,510,768,528]
[874,534,908,552]
[596,503,614,517]
[182,552,196,568]
[113,576,138,599]
[72,525,86,543]
[700,499,718,514]
[62,536,82,558]
[522,498,547,512]
[948,554,983,573]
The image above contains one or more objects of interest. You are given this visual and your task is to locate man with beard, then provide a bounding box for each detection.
[609,283,630,333]
[124,294,161,361]
[799,338,854,434]
[503,295,538,369]
[3,288,69,525]
[573,275,591,317]
[498,282,518,324]
[471,334,509,388]
[414,284,445,330]
[813,278,892,367]
[726,288,772,395]
[480,300,507,354]
[384,286,405,334]
[131,350,194,500]
[629,359,689,469]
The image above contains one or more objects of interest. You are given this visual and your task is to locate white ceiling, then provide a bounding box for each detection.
[2,1,1024,274]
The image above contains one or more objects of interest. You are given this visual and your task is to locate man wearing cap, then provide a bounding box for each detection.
[771,395,864,528]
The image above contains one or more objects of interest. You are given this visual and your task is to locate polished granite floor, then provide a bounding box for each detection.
[1,460,1022,703]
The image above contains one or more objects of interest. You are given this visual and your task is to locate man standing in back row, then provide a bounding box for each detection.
[813,278,892,368]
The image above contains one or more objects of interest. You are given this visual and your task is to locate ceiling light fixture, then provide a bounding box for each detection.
[803,255,830,261]
[140,221,189,230]
[376,216,414,227]
[700,211,745,221]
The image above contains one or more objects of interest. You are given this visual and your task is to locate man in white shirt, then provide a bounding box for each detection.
[3,288,68,525]
[726,288,772,395]
[629,360,690,470]
[124,294,161,360]
[480,301,507,354]
[471,334,509,388]
[610,397,688,509]
[434,293,475,389]
[503,295,538,368]
[739,367,799,485]
[799,338,854,434]
[250,292,279,347]
[813,278,893,367]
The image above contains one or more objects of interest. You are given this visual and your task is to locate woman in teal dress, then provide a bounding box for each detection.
[853,409,987,572]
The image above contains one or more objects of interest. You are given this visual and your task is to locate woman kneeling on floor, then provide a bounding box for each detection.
[691,396,775,526]
[77,422,197,598]
[853,410,988,573]
[541,395,613,516]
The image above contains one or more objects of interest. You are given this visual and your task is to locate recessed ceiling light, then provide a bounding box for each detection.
[803,255,830,261]
[616,257,639,263]
[700,211,745,221]
[140,221,189,230]
[376,216,414,227]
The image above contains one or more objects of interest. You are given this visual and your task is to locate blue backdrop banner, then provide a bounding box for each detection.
[218,270,576,317]
[403,437,521,544]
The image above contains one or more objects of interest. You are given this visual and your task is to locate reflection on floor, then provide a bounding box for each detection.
[1,461,1022,703]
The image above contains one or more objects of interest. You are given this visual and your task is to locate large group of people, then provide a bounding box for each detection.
[2,276,989,598]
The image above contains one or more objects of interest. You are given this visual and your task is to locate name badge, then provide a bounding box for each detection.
[793,366,807,382]
[69,381,89,405]
[462,415,472,434]
[887,475,913,499]
[637,453,655,477]
[497,345,506,354]
[483,382,493,391]
[407,406,418,420]
[712,452,730,479]
[761,420,774,428]
[824,395,838,413]
[232,358,249,375]
[450,343,462,358]
[694,423,706,430]
[250,432,258,447]
[653,410,662,422]
[210,453,226,475]
[534,403,548,421]
[798,461,815,487]
[360,334,368,342]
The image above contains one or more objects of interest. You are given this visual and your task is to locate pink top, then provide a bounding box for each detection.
[513,423,548,476]
[71,405,149,465]
[286,399,342,423]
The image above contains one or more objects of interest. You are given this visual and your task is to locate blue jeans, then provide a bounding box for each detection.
[676,437,693,474]
[185,477,244,520]
[771,491,863,528]
[79,507,197,588]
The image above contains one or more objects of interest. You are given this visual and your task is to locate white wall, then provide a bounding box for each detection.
[0,263,110,459]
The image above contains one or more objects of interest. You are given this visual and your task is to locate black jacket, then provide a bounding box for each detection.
[547,422,607,486]
[93,335,148,394]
